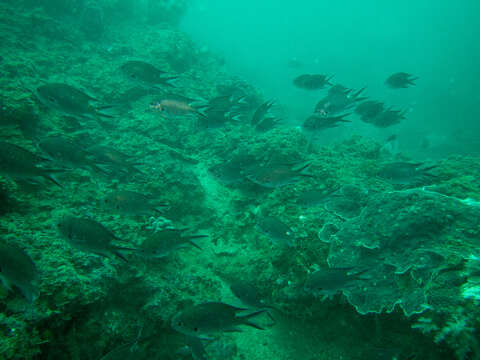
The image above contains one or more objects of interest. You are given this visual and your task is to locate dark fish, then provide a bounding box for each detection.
[0,105,41,140]
[251,100,274,126]
[208,155,257,185]
[302,113,351,132]
[293,74,333,90]
[138,228,205,258]
[186,336,209,360]
[103,190,167,216]
[35,83,112,120]
[245,162,313,188]
[355,100,385,121]
[323,184,370,219]
[0,141,63,187]
[0,241,38,302]
[56,215,135,261]
[378,162,437,185]
[385,72,418,89]
[229,279,273,310]
[171,302,265,338]
[256,216,295,247]
[304,267,368,297]
[120,60,175,87]
[315,85,367,115]
[254,116,281,132]
[87,145,143,175]
[367,107,406,128]
[208,161,246,185]
[297,189,335,207]
[38,136,105,174]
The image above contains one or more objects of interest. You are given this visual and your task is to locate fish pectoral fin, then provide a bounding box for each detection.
[243,320,265,331]
[238,309,267,330]
[187,239,203,251]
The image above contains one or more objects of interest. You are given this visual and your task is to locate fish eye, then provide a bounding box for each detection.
[49,97,56,103]
[177,322,182,327]
[194,327,198,332]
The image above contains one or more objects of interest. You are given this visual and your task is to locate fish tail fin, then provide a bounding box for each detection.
[240,309,267,330]
[195,109,207,118]
[113,249,129,262]
[90,163,109,175]
[187,238,203,251]
[408,77,419,85]
[42,169,66,188]
[112,246,140,262]
[326,74,335,85]
[162,76,178,88]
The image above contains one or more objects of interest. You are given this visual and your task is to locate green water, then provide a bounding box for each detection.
[0,1,479,359]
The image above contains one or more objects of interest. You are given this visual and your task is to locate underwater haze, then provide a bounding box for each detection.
[2,0,480,359]
[182,0,480,155]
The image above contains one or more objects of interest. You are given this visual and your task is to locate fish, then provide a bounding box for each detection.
[208,155,258,185]
[256,216,295,247]
[171,302,265,338]
[229,278,276,313]
[38,136,105,174]
[87,145,143,175]
[304,267,368,297]
[355,100,385,121]
[315,85,366,115]
[35,83,113,121]
[302,113,351,132]
[293,74,334,90]
[368,107,407,128]
[378,162,437,185]
[0,241,38,302]
[138,228,205,258]
[0,104,41,140]
[150,98,205,117]
[102,190,168,216]
[185,336,209,360]
[120,60,176,87]
[380,134,399,156]
[297,189,336,207]
[245,162,313,188]
[385,72,418,89]
[254,116,281,132]
[56,215,136,261]
[251,100,274,127]
[0,141,63,187]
